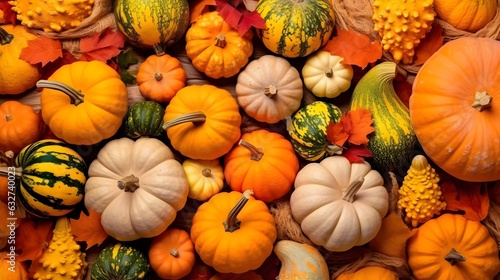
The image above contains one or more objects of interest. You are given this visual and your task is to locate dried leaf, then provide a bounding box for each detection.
[0,2,17,24]
[413,23,444,66]
[238,9,266,36]
[345,109,375,145]
[38,49,78,79]
[15,218,53,262]
[19,35,63,67]
[79,28,126,62]
[216,0,242,30]
[322,27,382,69]
[441,180,490,221]
[326,120,348,147]
[70,209,108,249]
[342,145,373,163]
[190,0,217,23]
[394,80,412,109]
[369,212,414,259]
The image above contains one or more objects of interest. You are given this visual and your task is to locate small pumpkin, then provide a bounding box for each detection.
[0,101,43,153]
[190,190,277,274]
[302,51,353,98]
[163,84,242,160]
[235,55,303,124]
[407,213,500,279]
[433,0,497,33]
[0,251,29,280]
[290,156,389,252]
[123,100,165,139]
[224,129,299,203]
[273,240,329,280]
[136,54,187,103]
[91,243,150,280]
[38,60,128,145]
[0,25,41,95]
[149,228,196,279]
[210,271,263,280]
[182,158,224,201]
[335,266,398,280]
[84,137,189,241]
[185,11,253,79]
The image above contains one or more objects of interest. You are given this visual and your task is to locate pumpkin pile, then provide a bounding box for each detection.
[1,0,500,279]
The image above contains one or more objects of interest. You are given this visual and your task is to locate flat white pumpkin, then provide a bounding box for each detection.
[84,137,189,241]
[290,156,388,252]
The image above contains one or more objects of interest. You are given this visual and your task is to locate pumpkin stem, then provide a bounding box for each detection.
[215,34,227,48]
[154,72,163,81]
[325,68,334,78]
[264,85,278,98]
[154,44,165,56]
[238,139,264,161]
[444,248,466,266]
[169,248,179,257]
[342,177,365,202]
[117,174,140,192]
[0,166,23,178]
[5,114,13,122]
[201,168,212,177]
[162,111,207,130]
[36,80,85,106]
[0,26,14,45]
[223,189,254,232]
[326,144,344,156]
[471,91,492,112]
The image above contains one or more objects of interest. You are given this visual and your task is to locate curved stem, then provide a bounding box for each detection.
[201,168,212,177]
[0,166,23,178]
[215,34,227,48]
[162,111,206,130]
[36,80,85,106]
[117,174,140,192]
[0,26,14,45]
[239,139,264,161]
[325,68,333,78]
[154,72,163,81]
[154,44,165,56]
[444,248,466,266]
[471,91,492,112]
[264,85,278,98]
[342,177,365,202]
[169,248,179,257]
[223,189,254,232]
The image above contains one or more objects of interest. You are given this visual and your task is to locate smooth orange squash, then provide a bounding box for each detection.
[433,0,497,32]
[0,101,43,153]
[335,266,398,280]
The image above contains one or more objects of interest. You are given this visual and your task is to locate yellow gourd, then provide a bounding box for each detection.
[397,155,446,227]
[30,217,87,280]
[372,0,435,64]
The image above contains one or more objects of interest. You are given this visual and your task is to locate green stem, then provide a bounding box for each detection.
[36,80,85,106]
[444,248,466,266]
[223,189,253,232]
[117,174,140,192]
[238,139,263,161]
[0,26,14,45]
[342,177,365,203]
[162,111,206,130]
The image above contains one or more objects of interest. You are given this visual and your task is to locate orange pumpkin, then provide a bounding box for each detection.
[136,54,187,103]
[433,0,497,33]
[410,37,500,182]
[0,251,29,280]
[224,129,299,203]
[149,228,196,279]
[0,101,43,153]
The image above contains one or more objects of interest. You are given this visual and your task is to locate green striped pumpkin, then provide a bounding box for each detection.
[288,101,343,161]
[350,62,416,173]
[255,0,335,58]
[114,0,190,55]
[91,243,150,280]
[15,139,87,217]
[124,101,165,139]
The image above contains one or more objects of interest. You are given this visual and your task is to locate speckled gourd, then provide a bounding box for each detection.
[371,0,435,64]
[397,155,446,227]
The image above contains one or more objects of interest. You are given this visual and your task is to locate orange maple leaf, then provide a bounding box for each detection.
[190,0,217,23]
[79,28,125,62]
[70,209,108,249]
[15,218,54,262]
[19,35,63,67]
[441,180,490,221]
[345,109,375,145]
[413,22,444,66]
[326,120,348,147]
[321,27,382,69]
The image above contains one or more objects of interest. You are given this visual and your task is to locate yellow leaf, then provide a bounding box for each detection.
[368,212,413,259]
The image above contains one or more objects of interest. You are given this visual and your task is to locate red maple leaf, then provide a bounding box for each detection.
[216,0,241,29]
[326,120,348,147]
[70,209,109,249]
[342,145,373,163]
[19,35,63,67]
[216,0,266,36]
[0,2,17,25]
[79,28,125,62]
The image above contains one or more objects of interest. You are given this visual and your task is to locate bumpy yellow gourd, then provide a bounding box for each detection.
[372,0,435,64]
[9,0,94,32]
[31,217,87,280]
[397,155,446,227]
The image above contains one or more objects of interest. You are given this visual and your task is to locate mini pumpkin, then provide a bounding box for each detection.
[91,243,150,280]
[182,158,224,201]
[433,0,497,33]
[0,101,43,153]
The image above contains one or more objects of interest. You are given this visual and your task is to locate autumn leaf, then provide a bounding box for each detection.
[369,212,414,259]
[116,48,140,84]
[15,218,53,262]
[413,22,444,66]
[342,145,373,163]
[345,109,375,145]
[79,28,126,62]
[216,0,241,29]
[0,1,17,24]
[70,209,108,248]
[394,80,412,109]
[216,0,266,36]
[441,180,490,221]
[190,0,217,23]
[321,27,382,69]
[238,9,266,36]
[38,49,78,79]
[326,120,348,147]
[19,35,63,67]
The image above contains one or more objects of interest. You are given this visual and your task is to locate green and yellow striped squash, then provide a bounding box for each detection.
[91,243,150,280]
[288,101,343,161]
[350,62,416,173]
[15,139,87,217]
[255,0,335,58]
[114,0,190,55]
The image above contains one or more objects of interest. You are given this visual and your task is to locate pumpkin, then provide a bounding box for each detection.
[290,156,389,252]
[190,190,277,274]
[38,60,128,146]
[163,84,242,160]
[0,251,29,280]
[335,266,398,280]
[407,213,500,279]
[123,100,165,139]
[84,137,189,241]
[149,228,196,279]
[350,61,416,173]
[235,55,303,124]
[255,0,335,57]
[185,11,253,79]
[0,101,43,153]
[114,0,190,54]
[182,158,224,201]
[288,101,343,161]
[302,51,353,98]
[210,271,263,280]
[411,37,500,182]
[136,53,187,103]
[273,240,329,279]
[0,25,40,95]
[91,243,150,280]
[433,0,497,33]
[224,129,299,203]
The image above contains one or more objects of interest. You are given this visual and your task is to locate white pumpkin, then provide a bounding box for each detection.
[290,156,389,252]
[302,51,353,98]
[84,137,189,241]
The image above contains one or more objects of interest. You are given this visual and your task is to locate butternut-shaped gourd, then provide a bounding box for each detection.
[274,240,329,279]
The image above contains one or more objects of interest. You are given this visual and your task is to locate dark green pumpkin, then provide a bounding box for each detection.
[91,243,150,280]
[124,101,165,138]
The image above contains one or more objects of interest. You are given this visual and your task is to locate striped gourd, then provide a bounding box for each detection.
[350,62,416,173]
[288,101,343,161]
[255,0,335,58]
[91,243,150,280]
[15,139,87,217]
[124,100,165,139]
[114,0,189,55]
